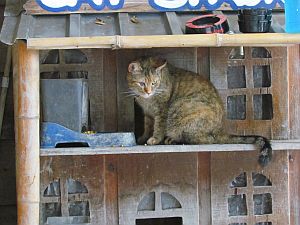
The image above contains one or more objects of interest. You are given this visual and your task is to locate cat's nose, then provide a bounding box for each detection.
[144,88,152,94]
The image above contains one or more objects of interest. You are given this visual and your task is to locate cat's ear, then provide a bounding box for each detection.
[155,61,167,74]
[128,62,142,73]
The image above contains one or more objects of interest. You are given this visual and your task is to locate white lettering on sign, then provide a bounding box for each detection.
[36,0,124,11]
[36,0,284,12]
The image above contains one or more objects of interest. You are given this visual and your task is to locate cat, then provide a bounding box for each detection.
[126,57,272,166]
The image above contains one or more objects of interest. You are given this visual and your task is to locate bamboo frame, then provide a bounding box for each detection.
[13,41,40,225]
[27,33,300,50]
[12,31,300,225]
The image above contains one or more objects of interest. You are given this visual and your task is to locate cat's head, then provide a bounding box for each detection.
[127,57,167,98]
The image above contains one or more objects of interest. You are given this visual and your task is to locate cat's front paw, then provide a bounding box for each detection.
[147,137,162,145]
[164,136,178,145]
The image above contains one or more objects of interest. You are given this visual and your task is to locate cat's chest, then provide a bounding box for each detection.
[136,97,167,116]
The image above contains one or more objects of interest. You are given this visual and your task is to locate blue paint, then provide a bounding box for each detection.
[285,0,300,33]
[36,0,284,12]
[41,122,136,148]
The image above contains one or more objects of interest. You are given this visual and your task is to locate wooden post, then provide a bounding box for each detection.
[288,44,300,225]
[13,41,40,225]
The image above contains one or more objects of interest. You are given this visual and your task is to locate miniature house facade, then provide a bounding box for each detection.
[1,1,300,225]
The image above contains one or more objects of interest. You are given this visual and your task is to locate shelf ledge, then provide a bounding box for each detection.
[40,140,300,156]
[27,33,300,50]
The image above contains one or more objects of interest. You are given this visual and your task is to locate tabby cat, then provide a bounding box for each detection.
[127,57,272,166]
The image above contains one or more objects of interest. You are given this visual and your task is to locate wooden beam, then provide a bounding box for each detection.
[27,34,300,50]
[40,140,300,156]
[13,41,40,225]
[288,44,300,225]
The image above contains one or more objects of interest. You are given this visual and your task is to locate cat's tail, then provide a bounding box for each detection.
[220,134,272,167]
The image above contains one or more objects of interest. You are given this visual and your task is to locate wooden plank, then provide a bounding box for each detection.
[104,155,119,225]
[198,153,211,225]
[288,45,300,139]
[87,49,105,131]
[116,50,138,132]
[118,13,130,36]
[197,48,210,79]
[288,45,300,225]
[40,156,105,225]
[118,153,199,225]
[103,50,118,132]
[211,151,289,225]
[210,47,289,139]
[40,140,300,156]
[165,12,183,35]
[289,151,300,225]
[27,34,300,50]
[69,14,81,37]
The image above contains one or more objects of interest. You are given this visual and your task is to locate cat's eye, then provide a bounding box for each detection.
[152,81,157,86]
[138,82,145,87]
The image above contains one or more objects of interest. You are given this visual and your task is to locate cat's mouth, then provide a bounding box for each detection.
[141,93,154,98]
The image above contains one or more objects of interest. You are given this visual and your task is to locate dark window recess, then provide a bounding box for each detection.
[67,178,88,194]
[253,65,271,88]
[67,71,88,79]
[252,47,272,58]
[253,193,272,215]
[229,47,245,59]
[227,66,246,89]
[42,202,62,223]
[161,192,182,210]
[55,142,89,148]
[253,94,273,120]
[136,217,183,225]
[228,194,248,216]
[252,173,272,186]
[230,172,247,188]
[40,71,61,79]
[41,49,60,64]
[227,95,246,120]
[65,50,88,64]
[138,192,155,211]
[44,180,61,197]
[255,223,272,225]
[229,223,247,225]
[68,201,90,217]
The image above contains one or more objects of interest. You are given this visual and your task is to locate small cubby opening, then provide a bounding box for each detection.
[253,193,272,215]
[253,65,271,88]
[227,66,246,89]
[253,94,273,120]
[136,217,183,225]
[228,194,248,216]
[227,95,246,120]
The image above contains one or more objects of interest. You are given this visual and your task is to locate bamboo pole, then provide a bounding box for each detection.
[0,46,12,137]
[13,41,40,225]
[27,33,300,50]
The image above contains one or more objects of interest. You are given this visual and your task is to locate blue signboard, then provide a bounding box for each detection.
[36,0,284,12]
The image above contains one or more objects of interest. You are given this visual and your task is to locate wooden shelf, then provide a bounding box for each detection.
[40,140,300,156]
[27,33,300,50]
